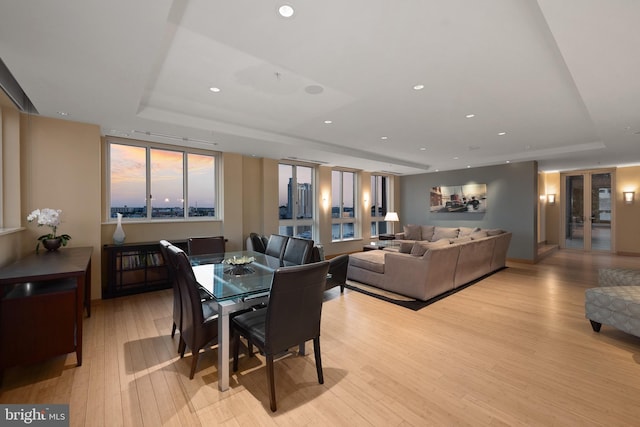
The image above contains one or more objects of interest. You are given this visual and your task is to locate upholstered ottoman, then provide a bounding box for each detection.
[585,286,640,338]
[598,267,640,287]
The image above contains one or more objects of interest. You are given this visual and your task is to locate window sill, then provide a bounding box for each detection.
[0,227,25,236]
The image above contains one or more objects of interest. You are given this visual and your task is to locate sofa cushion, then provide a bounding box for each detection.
[399,242,414,253]
[469,230,489,240]
[432,227,459,241]
[348,250,386,274]
[420,225,436,241]
[403,224,422,240]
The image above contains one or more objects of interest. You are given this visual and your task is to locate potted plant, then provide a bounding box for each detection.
[26,208,72,253]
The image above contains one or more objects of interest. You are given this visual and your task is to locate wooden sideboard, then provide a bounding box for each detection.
[0,247,92,383]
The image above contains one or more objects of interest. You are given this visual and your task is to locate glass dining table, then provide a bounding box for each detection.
[189,250,280,391]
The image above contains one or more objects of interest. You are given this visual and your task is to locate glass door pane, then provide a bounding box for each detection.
[565,175,584,249]
[591,173,611,251]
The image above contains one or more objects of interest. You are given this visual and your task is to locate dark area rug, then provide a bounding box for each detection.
[345,268,505,311]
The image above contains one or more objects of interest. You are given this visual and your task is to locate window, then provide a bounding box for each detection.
[370,174,391,237]
[332,170,356,241]
[108,139,218,220]
[278,163,314,239]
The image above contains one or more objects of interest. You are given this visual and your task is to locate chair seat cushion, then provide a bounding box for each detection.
[233,308,267,345]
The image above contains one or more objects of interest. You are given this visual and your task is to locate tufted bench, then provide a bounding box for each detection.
[585,286,640,338]
[598,267,640,287]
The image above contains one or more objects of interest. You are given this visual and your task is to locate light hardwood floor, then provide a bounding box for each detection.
[2,250,640,426]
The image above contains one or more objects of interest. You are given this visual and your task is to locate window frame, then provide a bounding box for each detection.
[331,169,358,242]
[370,174,392,237]
[106,137,220,222]
[278,162,316,239]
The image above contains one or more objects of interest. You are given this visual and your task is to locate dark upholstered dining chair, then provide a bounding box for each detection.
[188,236,225,256]
[264,234,288,259]
[325,254,349,292]
[159,240,182,342]
[232,261,330,412]
[246,232,268,253]
[166,245,219,379]
[282,237,314,267]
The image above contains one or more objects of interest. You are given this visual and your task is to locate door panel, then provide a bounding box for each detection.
[562,171,612,252]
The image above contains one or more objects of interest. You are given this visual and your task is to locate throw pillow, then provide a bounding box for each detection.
[420,225,435,241]
[458,227,480,237]
[403,224,422,241]
[432,227,459,241]
[469,230,489,240]
[410,242,429,256]
[399,242,414,253]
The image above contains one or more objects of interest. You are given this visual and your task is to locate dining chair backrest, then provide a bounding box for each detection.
[282,237,314,267]
[246,232,267,253]
[264,234,288,259]
[160,239,182,339]
[168,246,207,332]
[264,261,330,354]
[188,236,226,256]
[167,245,220,379]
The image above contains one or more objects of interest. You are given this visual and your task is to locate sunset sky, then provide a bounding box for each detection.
[110,144,215,208]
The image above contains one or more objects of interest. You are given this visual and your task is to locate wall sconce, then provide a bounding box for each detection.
[624,191,635,204]
[547,194,556,205]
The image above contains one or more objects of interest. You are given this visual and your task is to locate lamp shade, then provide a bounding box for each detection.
[384,212,399,222]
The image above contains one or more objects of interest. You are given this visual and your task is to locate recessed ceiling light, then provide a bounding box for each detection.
[381,136,388,140]
[419,147,427,151]
[467,165,471,168]
[506,160,511,163]
[57,111,69,116]
[413,84,425,91]
[209,87,221,93]
[465,114,475,118]
[324,120,333,124]
[498,131,506,136]
[278,4,294,18]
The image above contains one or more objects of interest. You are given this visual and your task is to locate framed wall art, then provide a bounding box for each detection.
[430,184,487,213]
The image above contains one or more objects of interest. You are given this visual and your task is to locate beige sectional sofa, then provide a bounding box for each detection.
[347,225,512,301]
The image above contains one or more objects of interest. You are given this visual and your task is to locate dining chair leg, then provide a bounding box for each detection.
[178,337,186,356]
[266,354,277,412]
[232,330,240,372]
[189,350,199,379]
[171,322,177,338]
[313,337,324,384]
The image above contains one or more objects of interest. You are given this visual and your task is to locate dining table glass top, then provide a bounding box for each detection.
[189,250,278,301]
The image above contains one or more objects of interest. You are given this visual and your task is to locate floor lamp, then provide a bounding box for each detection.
[384,211,399,236]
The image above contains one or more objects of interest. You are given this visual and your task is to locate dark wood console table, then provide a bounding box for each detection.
[0,246,92,382]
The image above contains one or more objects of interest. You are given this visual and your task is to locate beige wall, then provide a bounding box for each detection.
[615,166,640,255]
[540,171,561,245]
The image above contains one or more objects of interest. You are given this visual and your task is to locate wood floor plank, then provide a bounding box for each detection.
[2,250,640,426]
